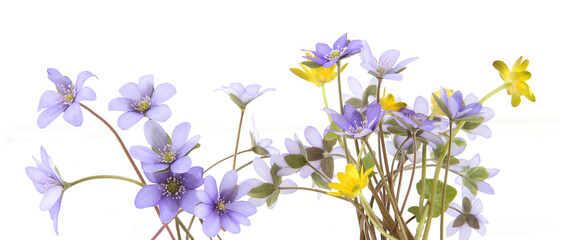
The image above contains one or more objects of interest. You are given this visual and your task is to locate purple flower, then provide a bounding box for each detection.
[250,115,280,158]
[134,167,204,223]
[451,154,499,198]
[37,68,97,128]
[130,120,200,173]
[25,146,65,235]
[389,96,443,146]
[217,83,274,110]
[194,171,256,237]
[462,94,495,140]
[360,40,418,81]
[343,76,378,109]
[108,75,176,130]
[303,33,362,68]
[436,88,484,121]
[247,157,297,209]
[325,103,385,139]
[446,197,488,240]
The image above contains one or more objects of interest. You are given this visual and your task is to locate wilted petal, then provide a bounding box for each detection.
[135,185,163,208]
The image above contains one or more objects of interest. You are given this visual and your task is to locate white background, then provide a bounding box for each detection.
[1,0,564,239]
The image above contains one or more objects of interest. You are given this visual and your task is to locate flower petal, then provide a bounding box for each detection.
[37,105,64,129]
[144,120,168,149]
[221,214,241,234]
[108,97,134,111]
[129,146,159,163]
[151,83,176,105]
[202,213,221,237]
[158,197,179,223]
[203,176,218,200]
[170,156,192,173]
[304,126,323,149]
[49,199,61,235]
[62,102,83,127]
[75,71,97,90]
[138,75,155,97]
[171,122,190,150]
[119,82,141,99]
[118,111,144,130]
[141,163,169,172]
[227,211,251,226]
[135,184,163,208]
[47,68,72,93]
[194,202,214,218]
[226,201,257,216]
[219,170,238,198]
[145,104,171,122]
[75,87,96,102]
[253,158,272,183]
[279,179,298,194]
[38,91,61,111]
[40,185,63,211]
[182,166,204,190]
[179,190,199,214]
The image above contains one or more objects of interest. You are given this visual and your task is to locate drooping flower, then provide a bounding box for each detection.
[303,33,362,68]
[342,76,378,109]
[217,83,274,110]
[446,197,488,240]
[134,167,204,223]
[360,40,418,81]
[108,75,176,130]
[451,154,499,198]
[250,115,280,158]
[247,157,297,209]
[327,163,374,199]
[25,146,65,235]
[325,102,386,139]
[493,56,535,107]
[130,120,200,173]
[37,68,97,128]
[194,171,256,237]
[290,52,348,87]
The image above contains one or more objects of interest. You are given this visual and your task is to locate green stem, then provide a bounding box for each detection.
[322,83,330,109]
[479,82,511,104]
[204,149,252,174]
[418,144,428,215]
[440,122,454,240]
[359,194,399,240]
[68,175,145,188]
[232,110,246,170]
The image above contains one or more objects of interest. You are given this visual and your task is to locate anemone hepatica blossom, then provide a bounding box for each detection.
[108,75,175,130]
[326,103,385,139]
[247,157,297,209]
[446,197,488,240]
[493,56,535,107]
[390,96,443,147]
[342,76,378,109]
[25,146,65,235]
[462,94,495,140]
[217,83,274,110]
[303,33,362,68]
[451,154,499,198]
[194,170,256,237]
[37,68,97,128]
[360,40,418,81]
[250,116,280,158]
[130,120,199,173]
[135,167,204,223]
[328,164,373,199]
[431,88,455,116]
[290,52,348,87]
[436,88,484,121]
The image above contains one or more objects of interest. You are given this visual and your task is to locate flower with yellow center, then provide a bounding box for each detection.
[380,90,407,112]
[431,88,454,116]
[327,164,374,199]
[493,56,535,107]
[290,52,348,87]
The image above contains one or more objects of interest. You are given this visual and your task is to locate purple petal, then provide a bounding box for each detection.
[144,171,170,184]
[25,167,48,184]
[145,104,172,122]
[179,190,199,214]
[445,220,458,236]
[379,50,400,70]
[469,125,492,139]
[62,102,83,127]
[322,58,339,68]
[49,199,61,235]
[392,57,418,73]
[197,190,215,205]
[227,211,251,226]
[202,213,221,237]
[219,170,238,198]
[315,43,332,55]
[347,77,363,99]
[304,126,323,149]
[228,83,245,96]
[117,111,144,130]
[414,96,429,115]
[158,197,179,223]
[304,56,327,65]
[171,122,190,150]
[178,135,200,156]
[194,202,215,218]
[221,214,241,234]
[170,156,192,173]
[460,225,472,240]
[382,73,403,81]
[333,33,348,50]
[141,163,169,172]
[253,158,272,183]
[477,182,495,195]
[129,146,159,163]
[279,179,298,194]
[38,91,61,111]
[135,184,163,208]
[119,82,141,99]
[37,105,65,129]
[108,97,134,111]
[144,120,168,149]
[138,75,155,97]
[203,176,219,200]
[182,166,204,190]
[227,201,257,216]
[471,198,484,215]
[331,114,353,132]
[151,83,176,105]
[75,87,96,101]
[360,40,374,65]
[284,138,302,154]
[47,68,72,93]
[40,185,63,211]
[229,180,253,202]
[75,71,97,91]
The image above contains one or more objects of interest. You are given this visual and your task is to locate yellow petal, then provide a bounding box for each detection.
[511,95,521,107]
[517,71,532,82]
[511,56,523,72]
[493,60,509,79]
[518,59,529,71]
[340,63,349,72]
[327,191,344,197]
[290,68,312,82]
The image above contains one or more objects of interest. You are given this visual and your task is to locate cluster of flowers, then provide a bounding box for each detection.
[27,33,535,240]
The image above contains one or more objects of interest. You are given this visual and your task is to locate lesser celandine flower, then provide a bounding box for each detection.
[303,33,362,68]
[37,68,97,128]
[290,52,348,87]
[328,164,374,199]
[381,92,407,112]
[493,56,535,107]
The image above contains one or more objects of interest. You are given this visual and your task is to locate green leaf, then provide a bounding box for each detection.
[322,138,337,153]
[270,164,282,186]
[185,143,201,156]
[301,61,323,69]
[455,116,485,124]
[408,206,422,222]
[462,178,478,195]
[305,147,324,161]
[466,166,490,182]
[321,157,334,179]
[229,93,246,110]
[248,183,276,198]
[431,93,452,120]
[284,154,307,169]
[324,122,341,141]
[453,138,467,147]
[266,190,280,207]
[416,179,458,218]
[363,85,377,105]
[345,98,363,109]
[462,122,481,131]
[362,152,375,170]
[252,145,270,156]
[387,126,407,135]
[311,172,331,190]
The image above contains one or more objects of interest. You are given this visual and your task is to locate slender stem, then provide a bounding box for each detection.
[418,144,428,215]
[337,61,344,114]
[321,83,330,109]
[479,82,511,104]
[152,209,184,240]
[68,175,144,188]
[204,149,251,174]
[359,194,399,240]
[80,103,146,185]
[232,110,246,170]
[306,161,332,183]
[440,122,454,240]
[236,160,253,172]
[400,134,418,214]
[187,215,196,231]
[175,218,182,240]
[393,137,411,202]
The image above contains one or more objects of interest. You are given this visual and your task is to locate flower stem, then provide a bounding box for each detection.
[68,175,144,188]
[479,82,511,104]
[440,122,454,240]
[359,194,399,240]
[204,149,252,174]
[232,110,246,170]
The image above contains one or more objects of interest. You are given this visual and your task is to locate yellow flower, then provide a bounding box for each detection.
[290,52,348,87]
[380,90,407,112]
[493,56,535,107]
[327,164,374,199]
[431,88,454,116]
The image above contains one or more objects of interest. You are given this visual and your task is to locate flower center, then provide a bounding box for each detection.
[159,144,178,163]
[324,47,347,61]
[61,84,76,105]
[215,198,229,214]
[42,175,62,193]
[161,176,186,199]
[346,119,368,134]
[132,95,152,113]
[405,112,427,126]
[377,58,394,75]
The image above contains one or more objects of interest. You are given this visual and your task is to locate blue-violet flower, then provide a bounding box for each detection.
[446,197,488,240]
[217,83,274,110]
[303,33,362,68]
[360,40,418,81]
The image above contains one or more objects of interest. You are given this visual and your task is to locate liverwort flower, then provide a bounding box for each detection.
[493,56,535,107]
[360,40,418,81]
[431,88,455,116]
[389,96,443,147]
[108,75,176,130]
[325,102,386,139]
[327,163,374,199]
[435,88,484,122]
[446,197,488,240]
[217,83,274,110]
[250,115,280,158]
[130,120,200,173]
[303,33,362,68]
[25,146,65,235]
[342,76,378,109]
[247,157,297,209]
[461,94,495,140]
[194,170,256,237]
[37,68,97,128]
[290,52,348,87]
[135,167,204,223]
[451,154,499,198]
